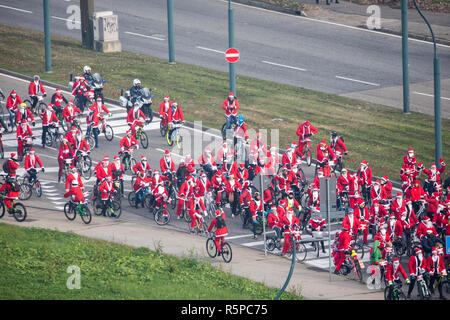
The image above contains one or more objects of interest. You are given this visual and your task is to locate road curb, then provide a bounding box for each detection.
[231,0,303,16]
[0,67,402,189]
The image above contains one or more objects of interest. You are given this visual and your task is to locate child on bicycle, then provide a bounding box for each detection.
[207,208,228,256]
[0,177,20,213]
[386,257,410,300]
[24,148,44,184]
[64,179,87,205]
[188,193,206,234]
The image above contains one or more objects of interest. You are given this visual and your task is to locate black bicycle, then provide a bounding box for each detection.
[206,234,233,263]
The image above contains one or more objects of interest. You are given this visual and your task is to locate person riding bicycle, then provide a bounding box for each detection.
[0,176,20,214]
[249,191,264,239]
[16,119,34,159]
[58,138,74,183]
[249,131,267,167]
[380,176,393,202]
[405,179,427,215]
[71,75,89,112]
[160,149,176,175]
[357,160,373,195]
[110,155,125,197]
[281,143,298,170]
[188,193,207,234]
[370,180,388,205]
[423,161,446,195]
[72,131,90,164]
[375,225,392,259]
[64,179,87,205]
[330,131,347,162]
[386,257,410,300]
[65,165,84,193]
[150,170,167,195]
[154,183,169,212]
[233,114,249,157]
[281,208,301,257]
[316,139,336,177]
[24,148,44,184]
[41,104,59,149]
[239,185,253,229]
[403,147,418,168]
[28,75,47,113]
[334,227,353,274]
[119,130,138,166]
[159,95,171,127]
[133,170,149,207]
[98,175,117,217]
[6,89,22,130]
[267,145,280,174]
[427,246,448,299]
[195,171,211,200]
[198,147,217,179]
[3,153,19,179]
[207,208,229,256]
[127,101,147,137]
[369,199,388,231]
[342,208,360,238]
[225,174,242,218]
[222,92,239,131]
[90,96,111,125]
[51,88,68,117]
[267,205,284,241]
[62,100,82,128]
[210,169,226,207]
[296,120,318,160]
[407,248,430,299]
[133,155,152,178]
[167,101,184,138]
[355,199,370,245]
[222,153,238,179]
[16,103,35,127]
[176,176,195,219]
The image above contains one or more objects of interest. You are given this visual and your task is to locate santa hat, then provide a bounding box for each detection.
[216,209,222,216]
[408,148,414,153]
[164,149,170,155]
[431,163,437,168]
[153,170,159,175]
[228,92,234,98]
[141,155,147,160]
[164,95,169,100]
[114,156,120,160]
[126,130,132,134]
[389,214,395,219]
[393,257,399,262]
[10,153,17,159]
[11,89,16,95]
[423,216,430,221]
[205,147,211,153]
[373,199,379,205]
[103,156,109,162]
[382,176,389,181]
[320,140,326,145]
[361,161,368,166]
[396,192,402,197]
[374,180,381,185]
[415,248,422,255]
[172,101,177,106]
[432,247,437,253]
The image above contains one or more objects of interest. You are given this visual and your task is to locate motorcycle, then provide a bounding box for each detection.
[138,87,154,123]
[89,73,106,101]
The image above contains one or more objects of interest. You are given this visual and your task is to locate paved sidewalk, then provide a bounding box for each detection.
[2,205,384,300]
[299,0,450,45]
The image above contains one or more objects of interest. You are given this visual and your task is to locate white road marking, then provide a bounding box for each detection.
[196,46,225,54]
[216,0,450,50]
[413,91,450,101]
[51,16,80,24]
[0,4,32,14]
[124,31,165,41]
[241,240,265,247]
[262,60,306,72]
[335,76,380,86]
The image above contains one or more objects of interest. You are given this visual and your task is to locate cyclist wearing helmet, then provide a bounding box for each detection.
[71,75,89,112]
[83,66,93,83]
[330,130,347,161]
[28,74,47,113]
[129,79,142,105]
[233,114,248,160]
[16,103,35,126]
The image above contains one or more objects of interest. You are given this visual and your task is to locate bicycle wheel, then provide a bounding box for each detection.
[384,286,390,300]
[166,129,173,146]
[64,202,76,220]
[35,180,42,198]
[45,131,54,147]
[0,141,4,159]
[79,205,92,224]
[129,157,137,170]
[306,149,311,167]
[23,99,33,112]
[19,183,32,201]
[355,260,363,282]
[104,125,114,141]
[37,102,47,118]
[296,243,307,262]
[396,290,406,300]
[61,119,69,132]
[265,237,276,252]
[86,135,95,150]
[184,209,191,223]
[175,132,182,151]
[221,242,233,263]
[0,201,5,219]
[154,208,171,226]
[12,202,27,222]
[108,200,122,219]
[92,198,103,216]
[355,243,365,259]
[160,121,167,137]
[128,192,137,208]
[79,159,92,180]
[139,131,149,149]
[206,237,217,258]
[221,123,227,140]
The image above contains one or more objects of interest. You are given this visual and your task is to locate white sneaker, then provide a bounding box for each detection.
[177,215,181,220]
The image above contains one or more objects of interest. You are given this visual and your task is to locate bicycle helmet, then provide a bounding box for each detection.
[133,79,141,86]
[238,114,244,122]
[330,130,337,137]
[34,75,40,81]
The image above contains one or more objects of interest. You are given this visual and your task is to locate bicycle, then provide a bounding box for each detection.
[384,282,407,300]
[302,136,313,167]
[128,187,150,209]
[245,211,265,235]
[44,125,63,148]
[160,116,169,137]
[64,197,92,224]
[0,194,27,222]
[339,248,364,282]
[75,151,92,180]
[166,121,183,151]
[135,123,149,149]
[18,138,35,162]
[23,94,47,117]
[98,113,114,141]
[416,273,432,300]
[221,114,237,140]
[392,236,406,257]
[284,229,307,261]
[0,132,4,159]
[206,234,233,263]
[84,124,97,150]
[120,148,137,172]
[19,171,42,200]
[92,190,121,219]
[62,115,82,133]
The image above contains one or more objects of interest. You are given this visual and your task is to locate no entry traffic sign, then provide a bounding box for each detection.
[225,48,240,63]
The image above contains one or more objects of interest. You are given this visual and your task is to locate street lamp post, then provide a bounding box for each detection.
[167,0,175,63]
[413,0,442,167]
[43,0,51,72]
[401,0,410,114]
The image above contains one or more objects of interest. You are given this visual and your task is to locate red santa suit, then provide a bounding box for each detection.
[296,121,318,155]
[126,107,146,136]
[222,96,239,116]
[62,104,82,123]
[342,213,360,237]
[281,211,300,254]
[98,179,114,200]
[207,210,229,251]
[160,153,175,173]
[335,230,352,271]
[65,170,84,192]
[167,104,184,123]
[16,123,33,157]
[24,153,44,172]
[64,185,86,204]
[28,80,46,97]
[177,179,195,216]
[120,134,138,153]
[408,253,429,277]
[6,91,22,112]
[211,171,227,205]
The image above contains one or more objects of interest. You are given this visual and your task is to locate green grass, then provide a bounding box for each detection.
[0,24,448,181]
[0,223,301,299]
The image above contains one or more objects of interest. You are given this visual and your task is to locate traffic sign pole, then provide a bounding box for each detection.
[228,1,236,95]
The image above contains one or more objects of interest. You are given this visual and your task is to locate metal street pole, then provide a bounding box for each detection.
[413,0,442,166]
[228,0,236,94]
[43,0,51,72]
[167,0,175,63]
[80,0,94,49]
[260,173,267,256]
[401,0,410,114]
[326,178,331,282]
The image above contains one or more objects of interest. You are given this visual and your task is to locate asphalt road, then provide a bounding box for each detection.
[0,0,449,116]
